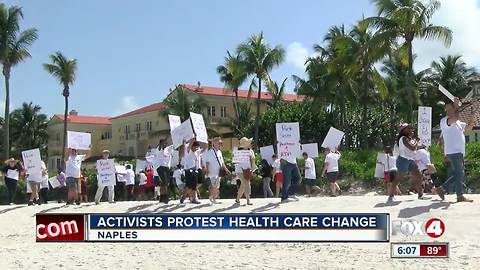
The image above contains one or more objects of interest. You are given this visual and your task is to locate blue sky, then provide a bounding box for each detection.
[2,0,480,118]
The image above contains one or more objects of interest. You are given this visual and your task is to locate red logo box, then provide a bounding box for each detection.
[36,214,85,242]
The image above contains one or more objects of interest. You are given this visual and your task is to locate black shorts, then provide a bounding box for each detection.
[326,172,338,183]
[184,169,198,190]
[305,178,316,186]
[153,176,160,186]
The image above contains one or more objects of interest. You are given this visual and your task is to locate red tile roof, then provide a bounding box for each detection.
[181,84,304,102]
[53,115,111,125]
[111,102,167,119]
[459,97,480,129]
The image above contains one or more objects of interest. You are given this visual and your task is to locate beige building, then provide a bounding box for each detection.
[46,83,304,169]
[47,110,112,170]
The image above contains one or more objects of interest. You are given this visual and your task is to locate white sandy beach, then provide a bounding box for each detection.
[0,194,479,270]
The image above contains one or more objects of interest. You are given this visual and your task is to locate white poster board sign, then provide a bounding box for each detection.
[277,141,301,161]
[438,84,455,102]
[135,159,147,174]
[321,127,344,149]
[168,115,181,131]
[418,106,432,147]
[115,165,127,174]
[21,148,43,181]
[301,143,319,158]
[48,176,61,189]
[189,112,208,144]
[276,122,300,142]
[171,119,195,148]
[260,145,275,164]
[97,159,116,186]
[67,131,91,150]
[232,150,252,164]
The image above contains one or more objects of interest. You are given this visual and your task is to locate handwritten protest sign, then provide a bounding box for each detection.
[301,143,319,158]
[135,159,147,174]
[21,148,43,182]
[277,141,301,160]
[418,106,432,147]
[168,115,181,131]
[171,119,195,148]
[97,159,116,186]
[67,131,91,150]
[321,127,344,149]
[260,145,275,164]
[190,112,208,143]
[48,176,61,189]
[276,122,300,142]
[232,150,251,164]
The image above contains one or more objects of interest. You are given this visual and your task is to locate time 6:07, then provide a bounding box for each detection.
[397,246,416,255]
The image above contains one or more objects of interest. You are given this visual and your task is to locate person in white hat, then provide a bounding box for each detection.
[235,137,256,205]
[1,158,23,205]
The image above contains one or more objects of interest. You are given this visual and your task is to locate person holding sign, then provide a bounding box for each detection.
[1,158,24,205]
[436,97,474,203]
[26,161,48,205]
[95,150,115,204]
[280,145,301,203]
[235,137,256,205]
[180,140,202,204]
[65,148,90,205]
[321,148,342,196]
[156,140,173,204]
[203,137,230,204]
[391,123,427,202]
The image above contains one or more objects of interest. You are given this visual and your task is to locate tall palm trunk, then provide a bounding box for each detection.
[61,88,69,170]
[233,88,240,126]
[3,68,10,159]
[254,76,262,147]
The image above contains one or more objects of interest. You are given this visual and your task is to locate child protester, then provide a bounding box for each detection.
[377,146,400,196]
[303,152,321,197]
[321,148,342,197]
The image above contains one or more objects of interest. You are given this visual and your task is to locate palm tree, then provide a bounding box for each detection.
[366,0,452,75]
[237,32,285,146]
[9,102,48,156]
[43,52,77,169]
[217,51,248,125]
[266,77,287,108]
[162,85,208,121]
[0,4,38,159]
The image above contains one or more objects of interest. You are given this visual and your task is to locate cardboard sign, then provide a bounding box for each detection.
[48,176,61,189]
[135,159,147,174]
[418,106,432,147]
[321,127,344,149]
[277,141,301,160]
[171,119,195,148]
[97,159,116,186]
[168,115,181,131]
[115,165,127,174]
[21,148,43,182]
[438,84,455,102]
[67,131,91,150]
[301,143,319,158]
[260,145,275,164]
[276,122,300,142]
[232,150,251,164]
[190,112,208,144]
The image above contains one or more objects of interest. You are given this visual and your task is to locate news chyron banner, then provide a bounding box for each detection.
[36,213,389,242]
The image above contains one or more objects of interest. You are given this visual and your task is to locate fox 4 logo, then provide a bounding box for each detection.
[392,218,445,238]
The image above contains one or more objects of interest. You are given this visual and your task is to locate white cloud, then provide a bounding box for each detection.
[286,42,310,70]
[414,0,480,71]
[114,96,140,116]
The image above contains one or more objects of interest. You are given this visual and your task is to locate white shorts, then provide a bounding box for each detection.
[209,176,221,189]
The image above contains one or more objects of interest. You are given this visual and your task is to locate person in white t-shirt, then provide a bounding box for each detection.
[415,145,436,194]
[437,97,474,202]
[393,123,427,202]
[204,137,230,204]
[321,148,341,196]
[125,164,136,201]
[155,140,173,204]
[377,146,400,196]
[26,160,48,205]
[180,140,202,204]
[173,165,185,193]
[302,152,321,197]
[271,154,283,197]
[95,150,115,204]
[39,162,50,204]
[235,137,256,205]
[65,148,90,205]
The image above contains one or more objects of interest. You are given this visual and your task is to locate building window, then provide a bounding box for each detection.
[221,106,227,118]
[136,123,141,132]
[466,135,470,143]
[56,158,61,170]
[125,125,130,140]
[207,107,211,116]
[146,121,152,131]
[210,106,216,117]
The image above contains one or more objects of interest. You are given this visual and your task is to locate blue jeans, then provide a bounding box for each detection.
[281,160,301,200]
[441,153,465,197]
